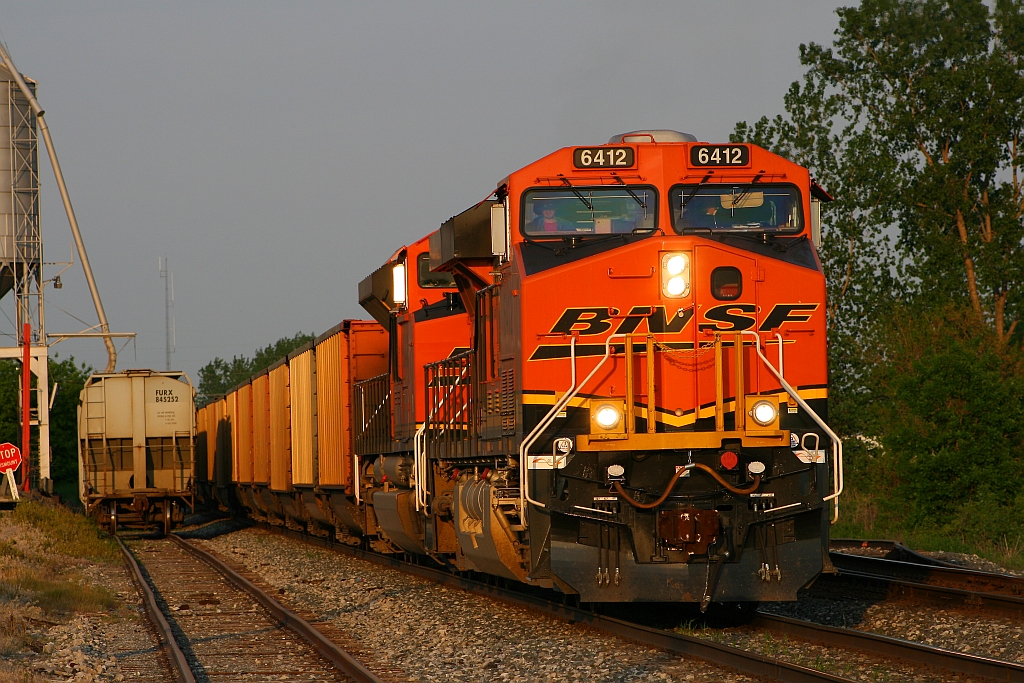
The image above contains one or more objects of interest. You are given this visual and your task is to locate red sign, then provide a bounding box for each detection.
[0,443,22,473]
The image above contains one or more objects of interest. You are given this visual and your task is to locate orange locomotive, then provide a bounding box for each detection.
[203,129,842,608]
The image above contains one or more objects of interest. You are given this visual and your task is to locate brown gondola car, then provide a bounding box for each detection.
[78,369,195,534]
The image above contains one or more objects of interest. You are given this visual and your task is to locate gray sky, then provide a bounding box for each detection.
[0,1,847,385]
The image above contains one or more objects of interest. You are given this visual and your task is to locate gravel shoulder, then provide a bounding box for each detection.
[0,500,168,683]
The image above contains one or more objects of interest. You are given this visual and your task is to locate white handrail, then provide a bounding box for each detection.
[741,331,843,523]
[519,335,627,527]
[519,336,577,522]
[775,332,784,376]
[413,425,425,510]
[414,359,472,511]
[353,453,361,505]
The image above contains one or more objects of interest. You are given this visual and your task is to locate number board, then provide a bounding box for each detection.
[690,145,750,167]
[573,147,635,169]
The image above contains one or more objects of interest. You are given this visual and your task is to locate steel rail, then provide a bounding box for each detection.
[258,524,855,683]
[825,552,1024,618]
[826,567,1024,619]
[168,533,384,683]
[116,537,196,683]
[753,612,1024,682]
[829,539,964,568]
[830,551,1024,598]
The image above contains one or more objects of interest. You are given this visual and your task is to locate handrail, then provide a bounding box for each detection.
[775,332,784,376]
[519,337,577,522]
[353,452,361,505]
[413,426,425,510]
[415,353,473,510]
[740,331,843,523]
[520,335,627,527]
[353,373,391,456]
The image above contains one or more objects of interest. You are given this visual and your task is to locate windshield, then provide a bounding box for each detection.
[669,184,803,234]
[522,186,657,237]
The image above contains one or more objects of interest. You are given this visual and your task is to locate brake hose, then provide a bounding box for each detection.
[613,463,762,509]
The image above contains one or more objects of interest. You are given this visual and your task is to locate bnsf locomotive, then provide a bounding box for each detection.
[198,130,842,608]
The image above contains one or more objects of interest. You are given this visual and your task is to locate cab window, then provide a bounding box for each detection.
[521,187,657,237]
[417,253,456,288]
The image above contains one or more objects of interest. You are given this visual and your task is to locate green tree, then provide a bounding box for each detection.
[737,0,1024,347]
[733,0,1024,555]
[0,355,92,491]
[196,332,314,406]
[0,360,19,448]
[47,356,93,483]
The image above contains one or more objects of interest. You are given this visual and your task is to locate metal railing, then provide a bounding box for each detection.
[354,373,391,456]
[422,350,476,461]
[740,330,844,523]
[518,330,843,524]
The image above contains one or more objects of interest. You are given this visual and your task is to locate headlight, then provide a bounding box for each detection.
[594,404,621,429]
[750,400,778,427]
[665,254,687,275]
[661,252,690,298]
[392,262,407,306]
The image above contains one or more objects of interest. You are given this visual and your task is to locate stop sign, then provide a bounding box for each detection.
[0,443,22,473]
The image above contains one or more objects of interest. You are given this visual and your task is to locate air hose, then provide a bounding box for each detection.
[613,463,762,509]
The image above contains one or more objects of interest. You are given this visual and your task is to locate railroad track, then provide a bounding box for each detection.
[829,538,964,567]
[824,545,1024,618]
[117,534,384,683]
[250,523,1024,683]
[752,612,1024,682]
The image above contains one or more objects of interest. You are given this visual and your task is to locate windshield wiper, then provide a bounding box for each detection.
[560,177,594,211]
[730,173,764,207]
[680,173,712,212]
[611,175,648,210]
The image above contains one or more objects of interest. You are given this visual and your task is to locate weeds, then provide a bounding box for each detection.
[997,535,1023,564]
[0,659,49,683]
[0,540,23,559]
[0,570,115,616]
[759,631,782,658]
[674,620,725,644]
[0,603,45,657]
[8,501,118,563]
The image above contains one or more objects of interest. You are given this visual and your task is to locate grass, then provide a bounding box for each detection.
[0,540,24,559]
[0,570,115,616]
[0,498,121,662]
[0,661,48,683]
[8,500,118,563]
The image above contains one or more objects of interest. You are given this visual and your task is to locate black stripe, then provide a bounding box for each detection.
[528,341,694,361]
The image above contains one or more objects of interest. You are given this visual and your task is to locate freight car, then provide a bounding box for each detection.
[200,130,842,608]
[78,369,196,534]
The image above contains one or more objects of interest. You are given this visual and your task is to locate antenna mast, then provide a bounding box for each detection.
[159,257,174,370]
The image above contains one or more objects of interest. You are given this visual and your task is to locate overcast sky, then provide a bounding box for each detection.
[0,1,847,386]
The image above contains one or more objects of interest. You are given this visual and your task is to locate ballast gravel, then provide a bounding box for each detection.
[197,527,756,683]
[762,594,1024,664]
[679,619,1005,683]
[8,560,170,682]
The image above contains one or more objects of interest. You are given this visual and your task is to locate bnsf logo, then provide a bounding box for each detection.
[548,303,818,336]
